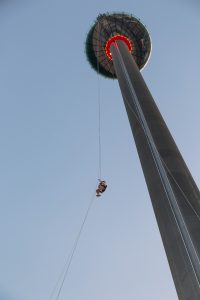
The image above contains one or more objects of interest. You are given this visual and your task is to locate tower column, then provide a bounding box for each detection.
[86,12,200,299]
[110,40,200,300]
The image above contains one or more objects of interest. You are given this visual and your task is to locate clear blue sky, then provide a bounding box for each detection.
[0,1,200,300]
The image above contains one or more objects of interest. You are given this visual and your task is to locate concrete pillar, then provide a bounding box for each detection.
[110,40,200,300]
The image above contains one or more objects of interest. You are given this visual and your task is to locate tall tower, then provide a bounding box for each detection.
[85,13,200,299]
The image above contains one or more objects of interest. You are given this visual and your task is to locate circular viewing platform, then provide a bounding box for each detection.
[86,13,152,78]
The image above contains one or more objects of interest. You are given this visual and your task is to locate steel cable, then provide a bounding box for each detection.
[97,21,102,180]
[48,186,97,300]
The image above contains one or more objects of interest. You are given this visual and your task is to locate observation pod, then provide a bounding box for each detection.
[86,13,200,300]
[86,13,151,78]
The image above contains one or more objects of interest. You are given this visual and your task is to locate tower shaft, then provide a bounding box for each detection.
[110,40,200,299]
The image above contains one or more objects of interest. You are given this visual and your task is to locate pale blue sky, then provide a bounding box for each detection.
[0,1,200,300]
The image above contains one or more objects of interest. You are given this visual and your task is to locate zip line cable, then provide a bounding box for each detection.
[48,247,74,300]
[48,186,97,300]
[97,66,102,179]
[97,22,102,180]
[55,190,96,300]
[48,24,104,300]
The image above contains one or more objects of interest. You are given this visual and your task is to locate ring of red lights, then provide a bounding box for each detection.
[105,35,133,60]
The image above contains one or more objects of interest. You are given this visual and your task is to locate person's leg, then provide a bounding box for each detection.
[96,189,101,197]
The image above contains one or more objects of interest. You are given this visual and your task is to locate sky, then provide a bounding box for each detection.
[0,0,200,300]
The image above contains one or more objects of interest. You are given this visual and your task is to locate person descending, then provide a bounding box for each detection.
[96,180,107,197]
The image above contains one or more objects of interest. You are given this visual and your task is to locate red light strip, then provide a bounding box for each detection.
[105,34,133,60]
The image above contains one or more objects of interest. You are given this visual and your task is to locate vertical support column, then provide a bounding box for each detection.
[110,40,200,300]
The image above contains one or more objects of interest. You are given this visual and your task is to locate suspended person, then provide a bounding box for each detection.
[96,180,107,197]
